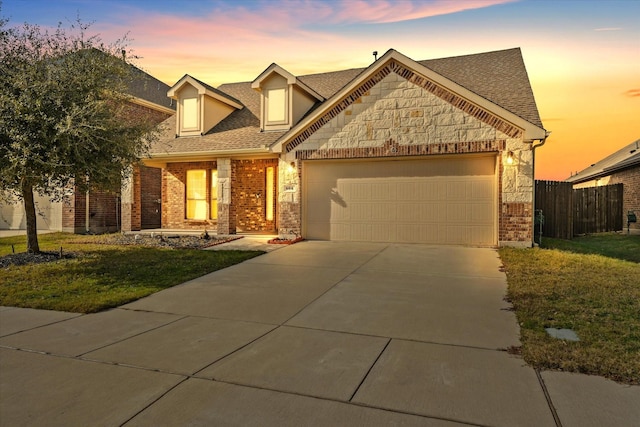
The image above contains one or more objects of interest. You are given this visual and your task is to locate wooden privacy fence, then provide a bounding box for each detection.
[535,181,623,239]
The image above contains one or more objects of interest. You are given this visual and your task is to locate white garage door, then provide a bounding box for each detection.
[303,155,497,246]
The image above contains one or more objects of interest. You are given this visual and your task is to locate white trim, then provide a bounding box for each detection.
[168,75,243,110]
[252,63,323,101]
[130,97,175,115]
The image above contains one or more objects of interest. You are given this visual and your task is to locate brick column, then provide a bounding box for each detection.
[121,166,141,232]
[216,158,236,234]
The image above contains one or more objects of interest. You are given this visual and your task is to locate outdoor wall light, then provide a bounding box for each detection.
[287,162,296,173]
[506,151,514,165]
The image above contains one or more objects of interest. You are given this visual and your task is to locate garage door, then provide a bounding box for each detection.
[303,155,496,246]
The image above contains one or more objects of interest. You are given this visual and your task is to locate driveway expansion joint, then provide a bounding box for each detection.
[536,369,564,427]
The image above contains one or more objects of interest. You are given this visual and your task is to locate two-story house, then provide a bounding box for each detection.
[127,48,548,247]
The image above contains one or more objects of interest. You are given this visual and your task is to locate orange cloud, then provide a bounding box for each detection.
[624,89,640,97]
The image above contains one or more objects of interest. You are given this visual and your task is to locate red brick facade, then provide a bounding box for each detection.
[163,161,218,230]
[62,188,121,234]
[499,202,533,243]
[159,159,278,233]
[607,166,640,230]
[233,159,278,233]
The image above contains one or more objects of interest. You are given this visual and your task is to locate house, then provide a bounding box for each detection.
[567,139,640,230]
[124,48,548,247]
[0,65,175,233]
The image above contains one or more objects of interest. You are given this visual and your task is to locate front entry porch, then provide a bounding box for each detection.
[122,158,279,235]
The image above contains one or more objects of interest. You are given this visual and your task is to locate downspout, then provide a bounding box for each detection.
[531,131,551,246]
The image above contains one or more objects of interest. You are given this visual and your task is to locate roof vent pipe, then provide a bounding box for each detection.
[373,51,378,61]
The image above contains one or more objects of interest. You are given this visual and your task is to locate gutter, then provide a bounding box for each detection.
[142,146,275,167]
[531,131,551,246]
[147,146,272,158]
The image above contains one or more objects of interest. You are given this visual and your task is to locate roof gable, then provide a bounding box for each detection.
[168,74,243,109]
[272,48,546,153]
[251,63,324,102]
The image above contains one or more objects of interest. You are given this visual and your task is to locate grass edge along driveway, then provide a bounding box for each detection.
[0,233,263,313]
[499,234,640,385]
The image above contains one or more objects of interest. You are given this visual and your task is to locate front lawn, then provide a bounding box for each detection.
[0,233,263,313]
[540,233,640,263]
[499,234,640,384]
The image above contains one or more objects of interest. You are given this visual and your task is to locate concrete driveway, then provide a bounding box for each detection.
[1,241,638,426]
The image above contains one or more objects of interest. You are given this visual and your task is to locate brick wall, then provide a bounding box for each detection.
[62,187,121,233]
[608,166,640,230]
[499,202,532,244]
[163,161,217,230]
[233,159,278,233]
[126,102,172,125]
[61,192,77,233]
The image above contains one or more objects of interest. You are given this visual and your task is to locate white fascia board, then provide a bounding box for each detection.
[130,97,175,115]
[251,64,323,101]
[168,75,242,110]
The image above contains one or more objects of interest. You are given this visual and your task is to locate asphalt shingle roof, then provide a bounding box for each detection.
[149,48,543,156]
[566,139,640,182]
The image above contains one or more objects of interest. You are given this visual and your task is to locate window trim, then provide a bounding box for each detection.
[265,87,288,125]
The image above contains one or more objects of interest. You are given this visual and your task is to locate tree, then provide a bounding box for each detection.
[0,14,160,253]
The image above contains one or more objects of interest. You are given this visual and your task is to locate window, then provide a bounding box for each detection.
[211,170,218,220]
[266,167,274,221]
[186,169,218,220]
[182,97,198,129]
[266,88,286,123]
[186,170,207,220]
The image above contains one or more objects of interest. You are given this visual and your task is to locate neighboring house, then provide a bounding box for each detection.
[566,139,640,230]
[125,47,547,247]
[0,65,175,233]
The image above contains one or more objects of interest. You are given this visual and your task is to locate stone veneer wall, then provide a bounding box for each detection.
[279,71,534,245]
[277,158,302,237]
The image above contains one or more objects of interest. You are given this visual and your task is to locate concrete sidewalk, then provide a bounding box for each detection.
[1,242,638,426]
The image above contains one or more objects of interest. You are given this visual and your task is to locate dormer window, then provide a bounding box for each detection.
[266,88,287,124]
[168,74,243,137]
[252,63,324,132]
[181,97,199,130]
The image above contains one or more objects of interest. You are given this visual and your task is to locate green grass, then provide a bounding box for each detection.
[499,235,640,384]
[540,233,640,263]
[0,233,263,313]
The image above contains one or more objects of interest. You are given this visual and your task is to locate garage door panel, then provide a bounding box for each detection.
[304,156,496,246]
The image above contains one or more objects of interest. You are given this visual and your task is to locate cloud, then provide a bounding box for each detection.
[89,0,517,84]
[624,89,640,98]
[594,27,622,31]
[330,0,516,24]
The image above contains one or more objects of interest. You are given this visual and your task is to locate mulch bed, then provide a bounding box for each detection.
[85,233,243,250]
[0,251,76,268]
[0,234,243,268]
[267,237,304,245]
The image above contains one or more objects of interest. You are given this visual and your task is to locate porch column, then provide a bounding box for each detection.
[121,166,141,232]
[216,158,236,234]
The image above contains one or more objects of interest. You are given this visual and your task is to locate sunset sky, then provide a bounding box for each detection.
[3,0,639,180]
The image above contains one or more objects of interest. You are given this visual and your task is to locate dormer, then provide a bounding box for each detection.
[168,75,243,137]
[251,64,324,132]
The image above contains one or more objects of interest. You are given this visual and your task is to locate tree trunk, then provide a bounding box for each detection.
[22,180,40,253]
